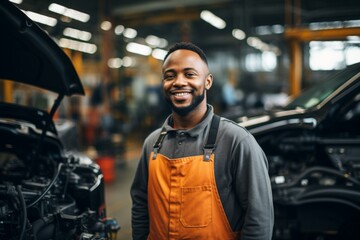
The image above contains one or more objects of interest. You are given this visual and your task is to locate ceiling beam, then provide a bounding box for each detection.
[112,0,231,16]
[285,27,360,41]
[117,10,200,27]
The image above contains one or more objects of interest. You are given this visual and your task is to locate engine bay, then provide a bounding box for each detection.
[0,126,119,240]
[257,129,360,239]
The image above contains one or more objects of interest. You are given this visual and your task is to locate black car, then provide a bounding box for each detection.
[0,2,119,240]
[239,63,360,239]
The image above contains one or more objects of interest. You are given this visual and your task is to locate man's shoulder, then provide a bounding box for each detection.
[144,128,163,144]
[218,116,251,139]
[219,116,248,132]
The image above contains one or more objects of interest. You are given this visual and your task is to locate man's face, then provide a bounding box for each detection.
[162,49,212,116]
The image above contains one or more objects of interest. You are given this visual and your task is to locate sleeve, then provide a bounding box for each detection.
[235,134,274,240]
[130,144,150,240]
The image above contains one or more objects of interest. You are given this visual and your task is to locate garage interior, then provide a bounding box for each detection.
[1,0,360,239]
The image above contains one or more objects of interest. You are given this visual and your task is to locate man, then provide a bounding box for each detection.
[131,42,274,240]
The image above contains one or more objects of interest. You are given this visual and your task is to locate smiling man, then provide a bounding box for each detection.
[131,42,274,240]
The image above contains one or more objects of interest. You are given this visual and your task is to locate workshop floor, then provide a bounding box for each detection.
[104,135,144,240]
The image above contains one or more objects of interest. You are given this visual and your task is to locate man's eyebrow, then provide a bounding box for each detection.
[163,69,175,74]
[163,67,197,74]
[183,67,197,71]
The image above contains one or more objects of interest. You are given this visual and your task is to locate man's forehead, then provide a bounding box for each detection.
[163,49,206,67]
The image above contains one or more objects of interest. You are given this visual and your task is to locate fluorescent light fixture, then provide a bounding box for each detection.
[9,0,23,4]
[114,25,125,35]
[232,29,246,40]
[48,3,90,23]
[63,27,92,41]
[152,48,168,60]
[22,10,57,27]
[145,35,161,46]
[145,35,168,48]
[255,26,272,35]
[200,10,226,29]
[122,56,135,67]
[101,21,112,31]
[347,35,360,43]
[123,28,137,39]
[126,42,151,56]
[158,38,168,48]
[247,37,281,55]
[272,24,284,34]
[344,19,360,27]
[108,58,123,68]
[59,38,97,54]
[247,37,262,48]
[255,25,284,35]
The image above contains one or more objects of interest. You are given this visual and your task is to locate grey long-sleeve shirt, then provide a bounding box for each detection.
[131,105,274,240]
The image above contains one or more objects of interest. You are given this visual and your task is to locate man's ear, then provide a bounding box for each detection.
[205,74,213,90]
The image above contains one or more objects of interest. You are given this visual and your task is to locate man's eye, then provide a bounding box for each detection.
[185,73,195,77]
[164,75,174,80]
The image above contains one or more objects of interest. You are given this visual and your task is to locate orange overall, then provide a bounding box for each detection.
[147,115,241,240]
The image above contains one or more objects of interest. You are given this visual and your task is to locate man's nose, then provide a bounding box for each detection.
[172,75,187,86]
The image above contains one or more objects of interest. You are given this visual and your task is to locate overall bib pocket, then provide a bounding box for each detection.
[180,185,212,227]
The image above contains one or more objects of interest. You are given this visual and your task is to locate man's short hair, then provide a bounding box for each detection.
[163,42,208,65]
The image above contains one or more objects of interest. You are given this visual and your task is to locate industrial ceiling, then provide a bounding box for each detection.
[11,0,360,59]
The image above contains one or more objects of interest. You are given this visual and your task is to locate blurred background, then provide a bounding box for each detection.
[1,0,360,239]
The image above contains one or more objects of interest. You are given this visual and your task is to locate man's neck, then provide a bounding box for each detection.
[172,104,208,129]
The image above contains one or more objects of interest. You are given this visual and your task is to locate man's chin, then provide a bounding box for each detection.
[172,104,193,116]
[166,91,205,116]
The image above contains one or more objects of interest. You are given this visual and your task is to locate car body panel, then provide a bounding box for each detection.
[0,2,119,239]
[239,62,360,240]
[0,1,84,96]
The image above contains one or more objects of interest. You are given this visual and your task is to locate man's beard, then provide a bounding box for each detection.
[166,89,205,116]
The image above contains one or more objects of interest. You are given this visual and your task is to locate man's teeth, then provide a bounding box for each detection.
[175,92,188,96]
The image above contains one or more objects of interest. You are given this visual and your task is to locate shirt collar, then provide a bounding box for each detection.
[163,104,214,137]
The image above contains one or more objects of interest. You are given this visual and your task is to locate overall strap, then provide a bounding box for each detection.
[152,115,221,161]
[203,115,221,161]
[152,127,167,160]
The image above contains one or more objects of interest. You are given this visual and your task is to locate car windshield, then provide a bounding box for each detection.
[0,79,58,111]
[284,63,360,110]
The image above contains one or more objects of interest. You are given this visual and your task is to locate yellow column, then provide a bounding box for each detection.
[72,51,83,76]
[289,39,302,97]
[3,80,13,103]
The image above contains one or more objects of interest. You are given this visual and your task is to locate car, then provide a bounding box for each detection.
[239,62,360,240]
[0,1,119,240]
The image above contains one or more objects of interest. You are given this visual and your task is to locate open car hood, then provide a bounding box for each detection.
[0,1,84,96]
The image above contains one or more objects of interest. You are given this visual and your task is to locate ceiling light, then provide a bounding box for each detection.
[101,21,112,31]
[145,35,161,47]
[347,36,360,43]
[247,37,281,55]
[48,3,90,23]
[114,25,125,35]
[126,42,151,56]
[272,25,284,34]
[247,37,263,48]
[255,26,272,35]
[123,28,137,39]
[344,19,360,27]
[122,56,135,67]
[9,0,23,4]
[145,35,168,48]
[152,49,168,60]
[59,38,97,54]
[158,38,168,48]
[232,29,246,40]
[108,58,123,68]
[63,27,92,41]
[22,10,57,27]
[200,10,226,29]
